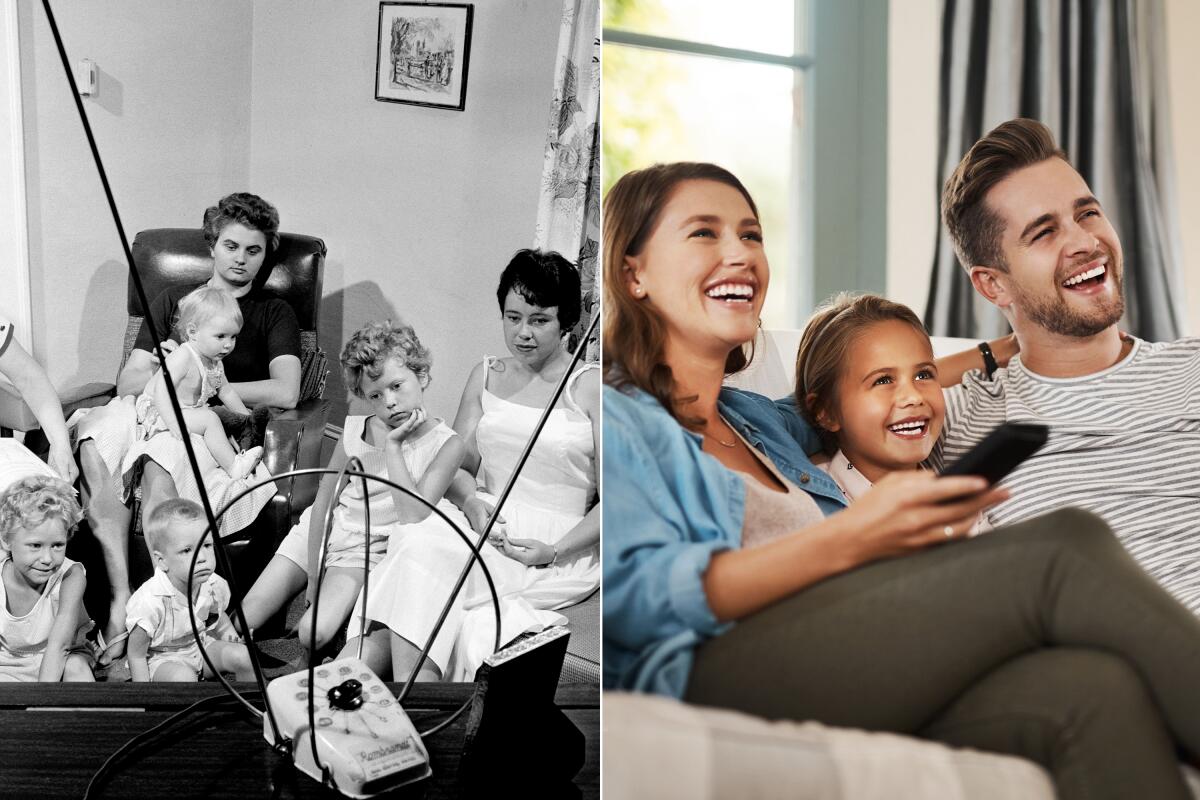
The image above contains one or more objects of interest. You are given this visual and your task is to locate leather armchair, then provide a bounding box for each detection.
[114,228,331,534]
[18,229,330,582]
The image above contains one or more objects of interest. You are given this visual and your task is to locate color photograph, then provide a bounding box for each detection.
[601,1,1200,798]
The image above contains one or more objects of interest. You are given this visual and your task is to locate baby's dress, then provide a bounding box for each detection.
[133,341,223,438]
[125,569,234,678]
[275,415,460,571]
[112,342,273,535]
[360,359,599,679]
[0,556,93,682]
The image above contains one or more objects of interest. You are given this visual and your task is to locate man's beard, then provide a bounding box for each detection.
[1011,259,1125,338]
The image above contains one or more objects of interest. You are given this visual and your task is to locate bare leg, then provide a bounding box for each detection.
[152,660,199,682]
[78,440,132,663]
[293,567,363,656]
[240,556,308,635]
[341,624,392,679]
[206,640,255,682]
[182,407,238,473]
[63,653,96,682]
[139,460,179,537]
[390,632,442,683]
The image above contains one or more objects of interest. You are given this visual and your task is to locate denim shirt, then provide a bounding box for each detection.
[602,383,847,698]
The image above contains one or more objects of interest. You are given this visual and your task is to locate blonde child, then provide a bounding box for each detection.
[240,321,465,657]
[125,498,253,682]
[137,285,263,479]
[0,475,94,682]
[793,295,976,522]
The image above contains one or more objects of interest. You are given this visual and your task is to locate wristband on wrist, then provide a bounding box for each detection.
[977,341,999,379]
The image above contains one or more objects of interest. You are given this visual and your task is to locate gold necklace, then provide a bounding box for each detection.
[708,416,737,448]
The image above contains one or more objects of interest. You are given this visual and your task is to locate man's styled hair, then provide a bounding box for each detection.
[144,498,206,554]
[202,192,281,254]
[942,118,1067,272]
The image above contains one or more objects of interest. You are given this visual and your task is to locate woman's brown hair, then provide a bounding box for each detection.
[602,162,759,427]
[795,293,930,454]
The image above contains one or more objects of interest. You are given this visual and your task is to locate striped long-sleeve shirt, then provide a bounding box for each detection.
[940,337,1200,613]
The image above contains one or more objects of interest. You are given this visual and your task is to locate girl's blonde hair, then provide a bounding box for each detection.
[602,162,759,428]
[174,285,243,341]
[795,293,930,453]
[0,475,83,543]
[340,320,432,398]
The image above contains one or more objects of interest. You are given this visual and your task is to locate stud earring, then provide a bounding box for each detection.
[633,287,645,298]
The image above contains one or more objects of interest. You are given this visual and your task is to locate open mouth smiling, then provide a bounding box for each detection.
[704,281,756,304]
[887,418,930,439]
[1061,262,1107,290]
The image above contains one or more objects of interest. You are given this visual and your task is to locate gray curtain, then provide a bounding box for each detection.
[925,0,1186,342]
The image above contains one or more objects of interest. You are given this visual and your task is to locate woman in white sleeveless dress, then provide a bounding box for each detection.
[345,250,599,681]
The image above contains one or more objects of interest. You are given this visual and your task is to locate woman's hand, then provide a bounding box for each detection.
[385,408,426,447]
[48,441,78,484]
[838,471,1009,564]
[497,536,554,567]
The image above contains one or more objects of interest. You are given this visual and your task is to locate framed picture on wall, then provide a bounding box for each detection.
[375,2,473,111]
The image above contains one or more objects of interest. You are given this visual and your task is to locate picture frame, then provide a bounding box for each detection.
[375,2,473,111]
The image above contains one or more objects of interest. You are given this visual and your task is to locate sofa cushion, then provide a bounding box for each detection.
[603,692,1055,800]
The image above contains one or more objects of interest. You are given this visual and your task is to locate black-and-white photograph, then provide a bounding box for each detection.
[0,0,598,796]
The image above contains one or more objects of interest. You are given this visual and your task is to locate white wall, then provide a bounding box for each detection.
[248,1,562,423]
[886,0,1200,336]
[19,1,253,388]
[17,1,564,427]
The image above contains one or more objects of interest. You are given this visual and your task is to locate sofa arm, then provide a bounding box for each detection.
[0,381,114,434]
[263,397,330,524]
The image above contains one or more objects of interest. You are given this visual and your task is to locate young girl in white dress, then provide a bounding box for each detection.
[0,476,94,682]
[240,321,465,658]
[342,250,600,683]
[130,285,263,480]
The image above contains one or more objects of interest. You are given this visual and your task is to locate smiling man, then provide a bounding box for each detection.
[939,118,1200,612]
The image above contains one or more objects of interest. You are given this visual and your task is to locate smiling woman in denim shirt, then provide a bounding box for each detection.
[601,162,1200,800]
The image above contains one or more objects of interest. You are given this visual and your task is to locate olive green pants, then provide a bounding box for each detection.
[687,509,1200,799]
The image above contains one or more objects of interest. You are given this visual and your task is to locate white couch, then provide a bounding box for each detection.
[603,329,1200,800]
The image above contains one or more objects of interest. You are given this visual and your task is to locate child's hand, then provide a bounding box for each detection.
[385,407,426,446]
[148,339,179,367]
[486,520,508,548]
[465,496,504,537]
[497,536,555,567]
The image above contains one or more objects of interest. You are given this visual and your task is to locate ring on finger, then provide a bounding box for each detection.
[943,525,955,539]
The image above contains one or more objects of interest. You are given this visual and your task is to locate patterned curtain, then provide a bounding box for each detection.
[534,0,600,360]
[925,0,1185,342]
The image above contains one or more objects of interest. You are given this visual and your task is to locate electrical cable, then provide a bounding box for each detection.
[82,690,264,799]
[40,0,285,746]
[185,467,505,768]
[45,0,589,786]
[399,311,599,704]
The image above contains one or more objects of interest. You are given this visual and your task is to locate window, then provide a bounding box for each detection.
[603,1,888,329]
